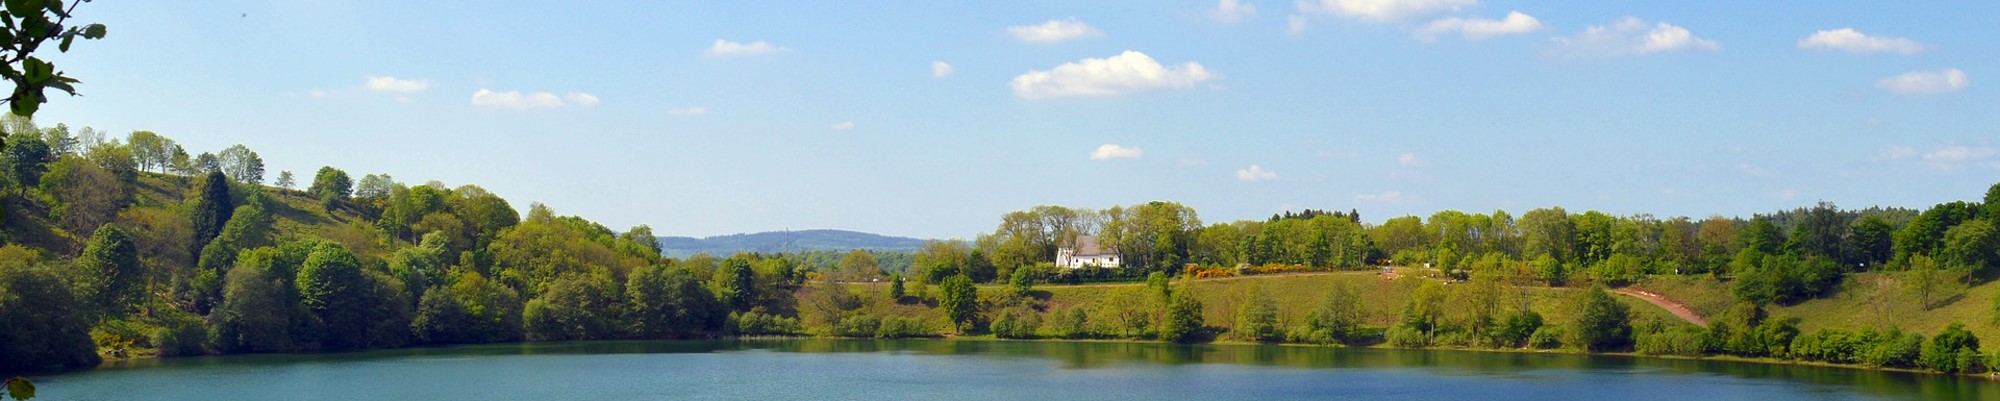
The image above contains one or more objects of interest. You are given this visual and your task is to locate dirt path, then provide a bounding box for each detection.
[1613,288,1708,326]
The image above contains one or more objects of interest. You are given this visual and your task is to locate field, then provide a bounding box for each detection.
[1638,273,2000,344]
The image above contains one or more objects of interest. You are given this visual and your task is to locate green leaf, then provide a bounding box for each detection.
[2,0,36,19]
[83,23,103,39]
[10,89,40,117]
[22,57,50,83]
[5,377,34,401]
[57,31,70,52]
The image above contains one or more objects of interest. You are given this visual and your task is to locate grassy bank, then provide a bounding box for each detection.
[1638,273,2000,344]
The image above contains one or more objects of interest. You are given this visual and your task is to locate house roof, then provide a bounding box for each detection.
[1074,235,1110,256]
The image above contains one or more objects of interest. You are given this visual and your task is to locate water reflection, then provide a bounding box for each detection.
[92,338,1995,400]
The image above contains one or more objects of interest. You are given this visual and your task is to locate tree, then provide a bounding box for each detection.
[1941,220,1997,277]
[295,242,380,350]
[2,132,48,193]
[210,246,308,353]
[523,273,617,341]
[1400,280,1447,344]
[713,257,757,312]
[621,225,661,256]
[190,172,234,258]
[0,0,109,118]
[888,274,905,300]
[412,272,522,344]
[1234,289,1279,342]
[74,224,139,320]
[125,130,170,173]
[0,251,100,374]
[1008,263,1036,295]
[1851,216,1894,269]
[273,170,295,190]
[1905,255,1958,311]
[1568,285,1632,352]
[40,157,123,236]
[838,249,880,281]
[627,265,721,338]
[1160,284,1206,343]
[937,275,978,333]
[1311,280,1365,344]
[1518,207,1573,263]
[217,144,264,185]
[308,166,352,209]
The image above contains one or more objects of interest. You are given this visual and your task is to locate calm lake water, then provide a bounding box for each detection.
[31,339,1998,401]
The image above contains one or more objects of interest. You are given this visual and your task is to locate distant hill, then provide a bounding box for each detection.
[658,229,928,257]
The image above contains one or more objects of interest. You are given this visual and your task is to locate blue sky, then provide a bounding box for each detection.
[37,1,2000,239]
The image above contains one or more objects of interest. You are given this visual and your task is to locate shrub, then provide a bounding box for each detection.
[1529,326,1565,349]
[1862,328,1923,368]
[831,314,882,338]
[1636,326,1711,356]
[728,311,803,336]
[874,316,934,338]
[1386,325,1429,348]
[991,312,1041,339]
[1920,323,1983,373]
[1049,307,1090,339]
[1490,311,1543,348]
[1790,328,1862,364]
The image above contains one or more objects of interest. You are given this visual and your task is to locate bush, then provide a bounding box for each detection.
[992,311,1041,339]
[1529,326,1565,349]
[1790,328,1862,364]
[1490,311,1543,348]
[1386,325,1428,348]
[728,311,803,336]
[1920,322,1983,373]
[1049,307,1090,339]
[1636,326,1711,356]
[874,316,934,338]
[1862,328,1923,368]
[831,314,882,337]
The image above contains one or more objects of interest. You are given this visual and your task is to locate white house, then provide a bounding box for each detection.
[1056,236,1120,268]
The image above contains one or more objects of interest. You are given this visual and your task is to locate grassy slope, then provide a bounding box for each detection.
[1638,273,2000,345]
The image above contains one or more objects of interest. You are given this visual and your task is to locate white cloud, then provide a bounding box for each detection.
[1007,18,1103,43]
[1879,145,1916,161]
[832,121,856,131]
[707,39,785,57]
[1286,15,1309,37]
[1090,144,1144,160]
[1875,68,1969,95]
[365,76,430,93]
[1396,153,1430,167]
[1236,164,1278,181]
[1011,51,1214,99]
[1546,17,1719,58]
[666,106,709,116]
[470,89,577,110]
[932,61,954,78]
[1735,162,1772,177]
[564,93,600,108]
[1354,190,1420,204]
[1208,0,1258,23]
[1415,11,1543,42]
[1296,0,1476,22]
[1798,28,1923,54]
[1922,145,1996,163]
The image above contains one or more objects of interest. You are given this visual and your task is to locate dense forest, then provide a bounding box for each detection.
[2,115,1998,378]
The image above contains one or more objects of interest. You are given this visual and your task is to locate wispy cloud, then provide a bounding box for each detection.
[1354,190,1420,204]
[1207,0,1258,23]
[1012,51,1213,99]
[1546,17,1719,58]
[1296,0,1475,22]
[1798,28,1923,54]
[1236,164,1278,181]
[365,76,430,93]
[1415,11,1543,42]
[932,61,954,78]
[1875,68,1969,95]
[832,121,856,131]
[1007,18,1103,43]
[707,39,785,57]
[1286,15,1309,37]
[1397,153,1430,167]
[470,89,599,110]
[667,106,709,116]
[1090,144,1144,160]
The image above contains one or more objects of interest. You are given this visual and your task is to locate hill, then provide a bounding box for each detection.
[659,229,927,257]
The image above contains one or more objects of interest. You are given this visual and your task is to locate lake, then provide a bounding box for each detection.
[31,339,1997,400]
